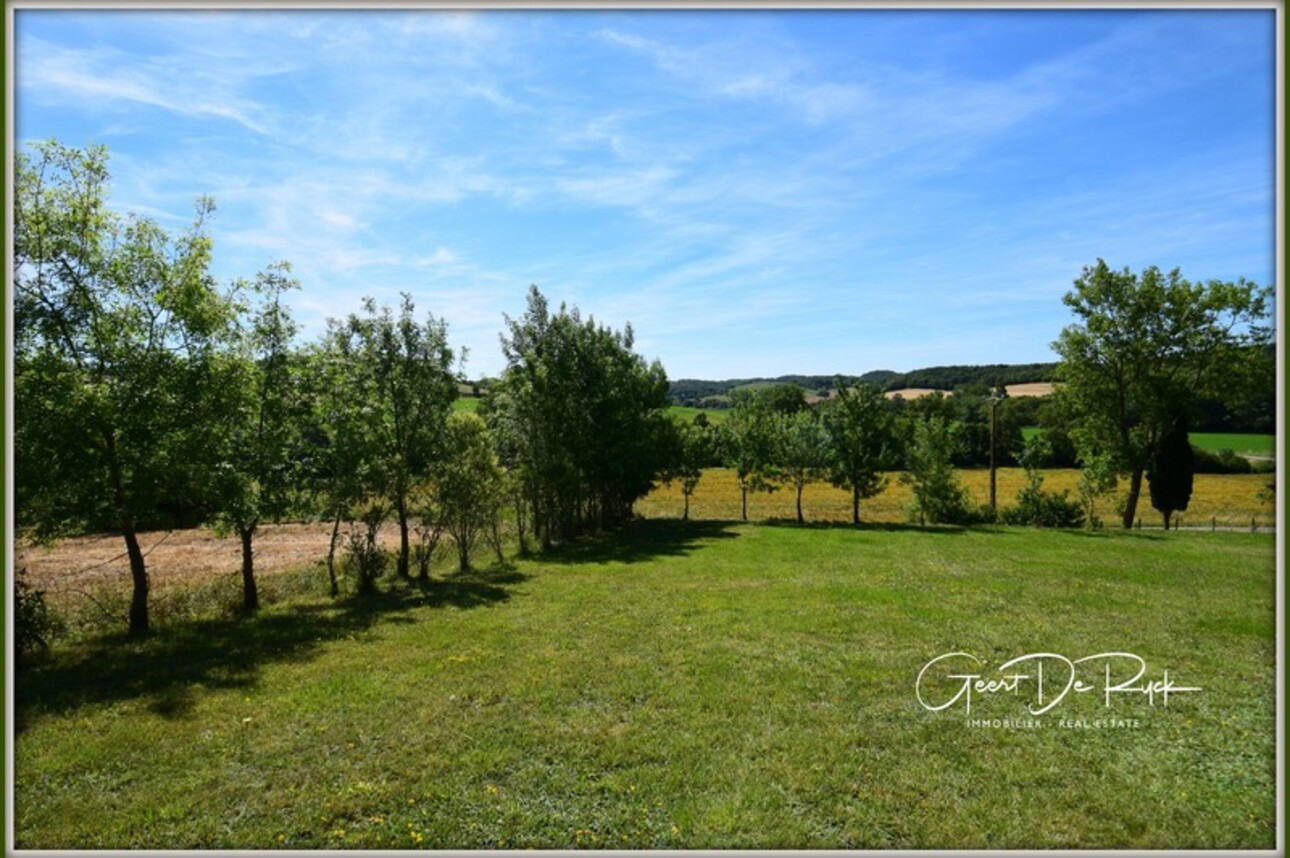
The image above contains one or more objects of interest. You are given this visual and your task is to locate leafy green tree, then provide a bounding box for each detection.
[210,262,305,612]
[760,383,808,415]
[663,420,714,521]
[773,409,830,525]
[15,140,237,637]
[305,328,390,597]
[489,286,672,547]
[436,414,506,572]
[901,417,973,526]
[720,391,781,521]
[1147,416,1194,530]
[821,381,893,524]
[342,295,459,578]
[1053,259,1271,528]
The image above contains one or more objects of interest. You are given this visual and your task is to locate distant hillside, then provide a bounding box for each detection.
[669,363,1059,407]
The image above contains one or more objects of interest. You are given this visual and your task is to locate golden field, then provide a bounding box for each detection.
[640,467,1275,528]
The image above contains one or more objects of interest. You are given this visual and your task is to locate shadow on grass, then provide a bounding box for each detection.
[543,518,740,565]
[16,568,528,732]
[757,518,974,535]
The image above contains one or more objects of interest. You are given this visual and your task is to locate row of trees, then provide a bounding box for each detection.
[15,141,1274,640]
[16,141,680,639]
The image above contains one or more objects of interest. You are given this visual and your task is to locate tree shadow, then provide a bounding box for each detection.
[16,571,527,733]
[543,518,740,566]
[757,518,973,535]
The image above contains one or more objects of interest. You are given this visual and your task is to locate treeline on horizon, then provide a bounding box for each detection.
[668,355,1273,436]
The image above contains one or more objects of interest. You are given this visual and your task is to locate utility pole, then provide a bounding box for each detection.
[988,389,1003,518]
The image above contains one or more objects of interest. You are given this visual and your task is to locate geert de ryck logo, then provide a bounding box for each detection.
[915,651,1201,717]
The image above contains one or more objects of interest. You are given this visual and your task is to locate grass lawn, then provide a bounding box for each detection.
[667,405,729,425]
[14,522,1275,849]
[451,397,482,413]
[1021,427,1275,459]
[1190,432,1276,458]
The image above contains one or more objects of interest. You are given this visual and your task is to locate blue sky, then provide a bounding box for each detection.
[14,8,1277,380]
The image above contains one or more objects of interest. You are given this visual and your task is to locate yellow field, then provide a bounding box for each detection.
[640,467,1275,528]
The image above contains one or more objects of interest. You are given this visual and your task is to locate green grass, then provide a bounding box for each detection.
[452,397,482,413]
[1022,427,1275,458]
[15,524,1275,849]
[1189,432,1275,457]
[667,405,729,424]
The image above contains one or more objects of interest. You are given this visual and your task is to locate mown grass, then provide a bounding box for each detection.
[641,467,1275,529]
[14,521,1275,849]
[1021,427,1275,459]
[666,405,729,424]
[1190,432,1276,457]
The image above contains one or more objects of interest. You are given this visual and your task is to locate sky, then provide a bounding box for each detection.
[12,7,1278,381]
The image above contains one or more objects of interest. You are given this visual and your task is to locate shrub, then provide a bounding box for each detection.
[1002,484,1085,528]
[1003,435,1086,528]
[1191,446,1253,474]
[15,568,60,658]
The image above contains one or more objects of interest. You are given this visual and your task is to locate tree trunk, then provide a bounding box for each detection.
[396,495,411,578]
[326,510,342,597]
[1163,510,1173,531]
[683,491,690,522]
[796,484,804,525]
[123,526,149,639]
[104,430,149,637]
[239,522,259,612]
[1121,467,1144,529]
[741,484,748,521]
[852,486,860,526]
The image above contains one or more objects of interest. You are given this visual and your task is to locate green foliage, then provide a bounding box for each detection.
[15,569,61,659]
[488,286,673,547]
[15,140,239,637]
[771,409,830,524]
[1189,446,1255,475]
[1052,259,1272,528]
[343,497,392,595]
[1148,417,1195,530]
[436,414,506,572]
[821,380,893,524]
[901,418,976,526]
[1001,437,1085,528]
[718,391,782,520]
[661,420,715,521]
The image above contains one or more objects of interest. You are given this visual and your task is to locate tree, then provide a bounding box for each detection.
[489,286,672,547]
[436,414,506,572]
[343,295,459,579]
[772,409,829,525]
[760,383,808,415]
[210,262,305,612]
[719,391,781,521]
[305,329,389,597]
[821,381,893,525]
[1147,415,1194,530]
[663,420,713,522]
[1053,260,1271,528]
[15,140,237,637]
[901,417,973,526]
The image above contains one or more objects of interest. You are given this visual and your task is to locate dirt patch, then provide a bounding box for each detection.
[15,521,403,601]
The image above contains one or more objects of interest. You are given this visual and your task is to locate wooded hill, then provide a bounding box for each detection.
[669,363,1060,406]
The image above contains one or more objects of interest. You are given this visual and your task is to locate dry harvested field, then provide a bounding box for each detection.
[641,467,1274,529]
[16,522,403,622]
[1004,381,1059,397]
[18,469,1272,624]
[882,387,947,400]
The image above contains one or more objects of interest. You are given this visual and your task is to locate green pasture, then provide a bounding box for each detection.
[15,524,1275,849]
